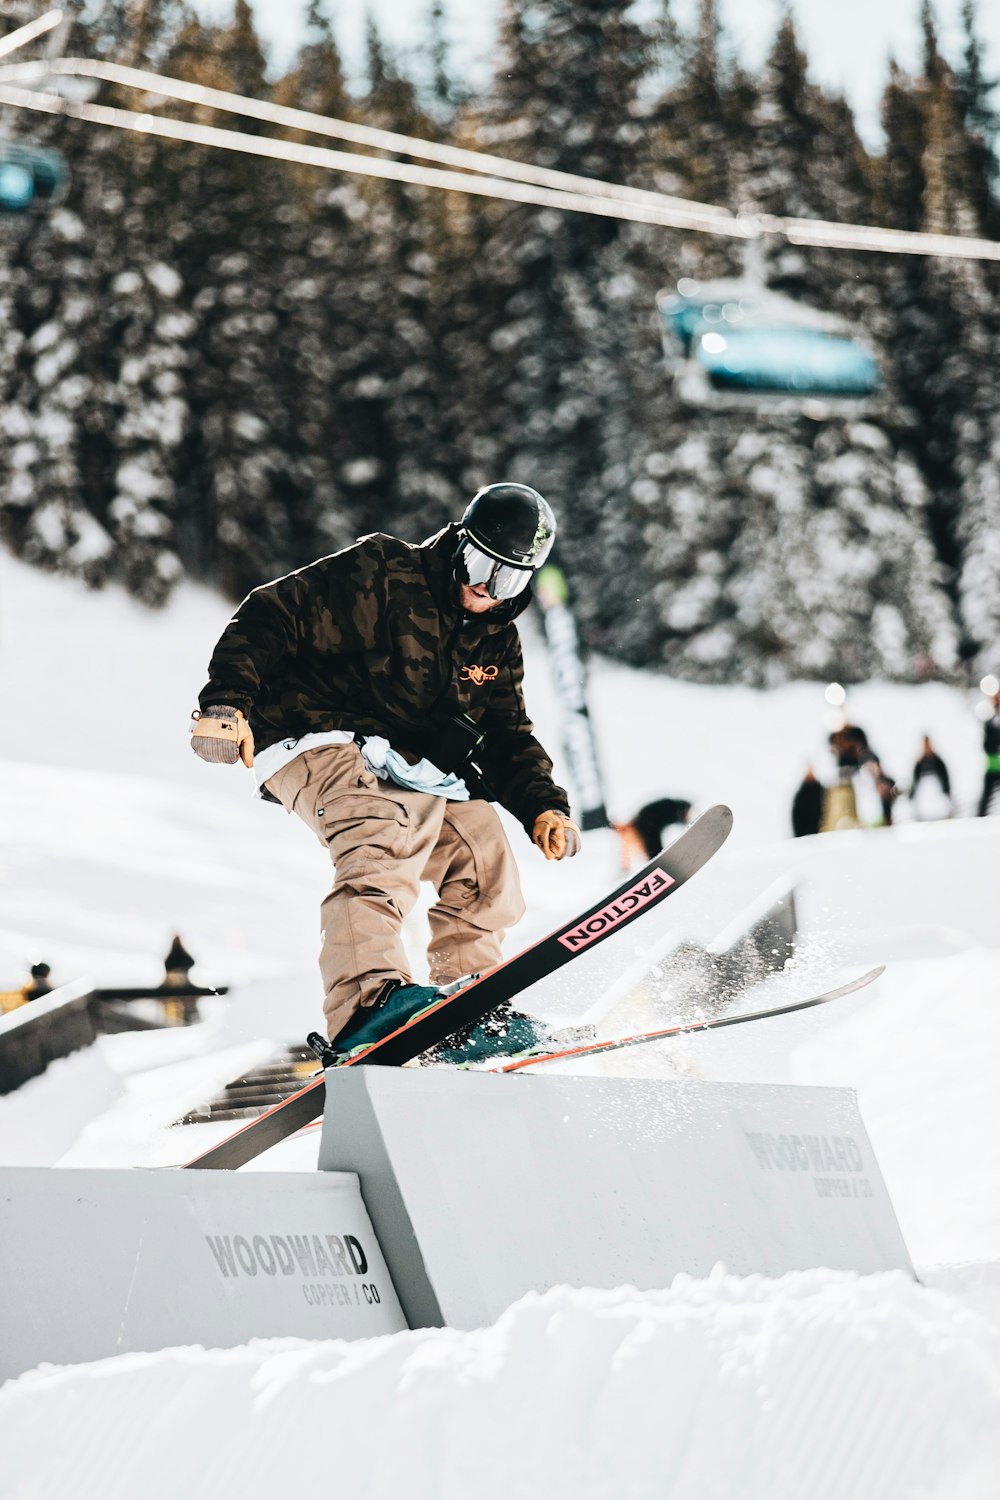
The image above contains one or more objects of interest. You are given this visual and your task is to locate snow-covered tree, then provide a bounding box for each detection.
[451,0,663,643]
[0,132,118,589]
[0,0,995,687]
[875,2,1000,675]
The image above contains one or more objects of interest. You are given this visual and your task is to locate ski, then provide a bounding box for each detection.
[337,802,733,1068]
[181,803,732,1168]
[488,965,886,1073]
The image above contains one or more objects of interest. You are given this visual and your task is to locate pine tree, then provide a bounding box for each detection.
[220,0,268,98]
[955,0,999,238]
[630,412,958,684]
[740,12,877,324]
[424,0,462,114]
[270,0,356,554]
[98,0,200,602]
[876,2,1000,674]
[452,0,661,649]
[0,18,129,592]
[329,16,467,543]
[616,8,958,684]
[0,182,115,588]
[3,0,996,692]
[655,0,750,210]
[100,252,192,605]
[159,6,310,597]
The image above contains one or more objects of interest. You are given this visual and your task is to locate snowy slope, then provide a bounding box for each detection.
[2,543,992,981]
[2,546,999,1500]
[3,1270,1000,1500]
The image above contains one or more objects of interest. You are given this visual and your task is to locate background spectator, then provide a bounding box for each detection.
[791,767,824,837]
[910,735,952,820]
[829,724,896,827]
[614,797,693,870]
[979,693,1000,816]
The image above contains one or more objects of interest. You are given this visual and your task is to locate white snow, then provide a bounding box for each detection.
[4,1271,1000,1500]
[1,543,999,1498]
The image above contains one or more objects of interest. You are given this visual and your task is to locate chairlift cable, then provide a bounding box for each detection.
[0,54,736,222]
[0,78,759,238]
[0,56,998,262]
[0,8,62,62]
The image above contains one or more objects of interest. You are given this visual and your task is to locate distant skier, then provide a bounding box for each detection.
[0,961,53,1014]
[909,735,952,821]
[24,961,53,1000]
[979,692,1000,817]
[190,484,583,1061]
[162,934,196,987]
[826,723,896,828]
[791,767,823,837]
[614,797,692,871]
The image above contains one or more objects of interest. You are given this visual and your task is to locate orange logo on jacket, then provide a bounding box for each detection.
[460,664,499,685]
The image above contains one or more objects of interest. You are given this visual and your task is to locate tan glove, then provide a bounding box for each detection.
[190,706,254,767]
[532,809,582,860]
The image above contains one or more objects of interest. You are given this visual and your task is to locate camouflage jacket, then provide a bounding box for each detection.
[198,524,570,833]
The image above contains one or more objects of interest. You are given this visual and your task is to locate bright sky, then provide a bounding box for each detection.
[234,0,999,149]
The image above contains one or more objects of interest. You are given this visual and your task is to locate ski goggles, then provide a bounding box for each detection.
[457,540,533,600]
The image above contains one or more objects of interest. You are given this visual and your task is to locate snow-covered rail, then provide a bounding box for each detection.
[319,1068,913,1331]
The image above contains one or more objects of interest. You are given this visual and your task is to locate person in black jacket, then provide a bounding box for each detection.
[979,693,1000,817]
[791,768,824,837]
[613,797,692,869]
[189,484,582,1060]
[830,723,897,826]
[910,736,952,820]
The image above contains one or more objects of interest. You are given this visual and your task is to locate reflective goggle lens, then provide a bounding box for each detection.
[460,542,533,600]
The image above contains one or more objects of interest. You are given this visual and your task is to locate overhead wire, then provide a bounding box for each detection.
[0,44,998,261]
[0,52,736,223]
[0,76,759,238]
[0,7,63,61]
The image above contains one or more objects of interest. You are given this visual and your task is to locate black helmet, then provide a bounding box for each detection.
[456,483,556,600]
[462,483,556,567]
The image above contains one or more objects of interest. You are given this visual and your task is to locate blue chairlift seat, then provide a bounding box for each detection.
[657,290,881,400]
[695,326,880,396]
[660,295,709,355]
[0,142,68,213]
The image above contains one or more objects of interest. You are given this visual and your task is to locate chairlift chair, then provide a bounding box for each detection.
[655,277,882,415]
[0,140,68,213]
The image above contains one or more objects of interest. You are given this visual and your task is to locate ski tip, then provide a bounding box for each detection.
[696,803,734,836]
[826,964,886,1000]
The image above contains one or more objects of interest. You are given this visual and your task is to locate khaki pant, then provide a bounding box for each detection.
[820,781,860,832]
[265,743,526,1040]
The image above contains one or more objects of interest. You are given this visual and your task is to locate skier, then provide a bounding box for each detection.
[979,692,1000,817]
[613,797,692,871]
[825,724,896,828]
[24,961,53,1000]
[909,735,952,821]
[791,767,823,837]
[162,934,196,987]
[161,933,199,1025]
[0,961,54,1013]
[190,483,583,1061]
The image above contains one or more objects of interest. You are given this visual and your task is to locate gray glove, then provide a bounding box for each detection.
[190,705,255,766]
